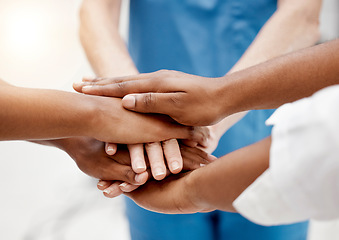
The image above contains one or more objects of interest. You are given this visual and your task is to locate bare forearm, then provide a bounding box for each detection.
[80,0,138,77]
[214,0,321,133]
[0,86,94,140]
[231,0,321,73]
[219,39,339,115]
[187,137,271,212]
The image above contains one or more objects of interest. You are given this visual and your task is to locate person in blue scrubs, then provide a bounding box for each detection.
[124,1,310,240]
[79,0,321,239]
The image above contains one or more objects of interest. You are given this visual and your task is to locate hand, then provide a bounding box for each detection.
[106,125,213,180]
[124,172,216,214]
[97,144,215,197]
[84,95,210,144]
[55,137,148,185]
[105,140,183,181]
[74,70,228,126]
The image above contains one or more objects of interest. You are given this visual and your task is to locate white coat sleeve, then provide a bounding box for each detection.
[233,85,339,226]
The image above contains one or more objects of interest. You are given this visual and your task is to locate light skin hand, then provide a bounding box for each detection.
[107,140,183,181]
[98,144,216,198]
[105,126,211,181]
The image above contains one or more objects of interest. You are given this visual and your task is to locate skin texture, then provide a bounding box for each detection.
[125,137,271,214]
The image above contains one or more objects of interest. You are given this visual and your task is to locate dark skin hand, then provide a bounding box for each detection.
[123,138,271,214]
[74,40,339,127]
[74,71,225,126]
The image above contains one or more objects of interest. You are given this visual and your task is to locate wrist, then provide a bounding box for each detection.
[216,72,246,118]
[184,170,215,213]
[77,94,107,139]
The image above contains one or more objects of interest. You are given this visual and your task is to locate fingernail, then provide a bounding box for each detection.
[73,82,83,88]
[97,182,105,188]
[208,155,218,161]
[200,163,206,167]
[122,95,136,109]
[154,167,166,178]
[202,138,209,148]
[82,85,93,91]
[135,174,143,184]
[103,188,111,194]
[171,161,181,171]
[106,145,115,155]
[119,182,128,189]
[135,159,146,172]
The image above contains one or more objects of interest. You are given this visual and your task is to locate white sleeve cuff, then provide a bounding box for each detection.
[233,170,308,226]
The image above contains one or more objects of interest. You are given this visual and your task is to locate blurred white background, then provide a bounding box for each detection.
[0,0,338,239]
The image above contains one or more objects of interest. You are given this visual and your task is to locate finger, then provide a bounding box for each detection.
[181,147,212,171]
[80,78,158,97]
[181,139,198,148]
[128,144,147,173]
[73,82,85,93]
[101,163,139,185]
[119,182,140,193]
[97,180,112,190]
[187,126,210,147]
[145,142,167,180]
[162,139,183,174]
[82,76,102,82]
[121,92,185,116]
[73,77,105,92]
[103,182,123,198]
[105,143,118,155]
[134,171,150,185]
[84,73,152,85]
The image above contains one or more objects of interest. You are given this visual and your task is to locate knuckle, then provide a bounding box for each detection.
[124,168,136,183]
[143,93,156,107]
[145,142,160,149]
[116,81,125,90]
[156,69,169,75]
[168,95,183,108]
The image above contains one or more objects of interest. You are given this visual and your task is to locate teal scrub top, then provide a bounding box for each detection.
[128,0,276,156]
[125,1,308,240]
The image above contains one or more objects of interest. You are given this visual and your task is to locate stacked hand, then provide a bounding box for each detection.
[58,137,215,198]
[72,70,228,198]
[74,70,229,126]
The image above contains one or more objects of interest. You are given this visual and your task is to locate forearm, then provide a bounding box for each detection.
[230,0,321,73]
[219,39,339,115]
[214,0,321,132]
[80,0,138,77]
[0,85,94,140]
[186,137,271,212]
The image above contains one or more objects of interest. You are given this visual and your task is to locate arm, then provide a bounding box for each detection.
[126,137,271,214]
[76,0,321,127]
[211,0,322,134]
[77,38,339,126]
[79,0,138,77]
[0,83,201,143]
[80,0,198,180]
